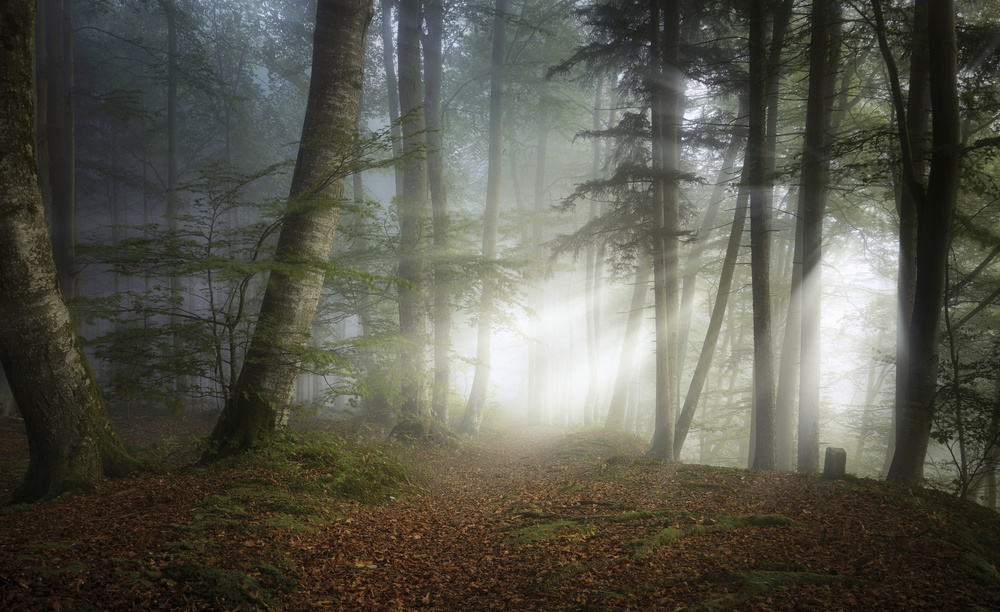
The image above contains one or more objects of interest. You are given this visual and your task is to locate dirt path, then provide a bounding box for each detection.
[285,428,1000,611]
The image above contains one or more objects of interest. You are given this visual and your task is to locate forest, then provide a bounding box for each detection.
[1,0,1000,607]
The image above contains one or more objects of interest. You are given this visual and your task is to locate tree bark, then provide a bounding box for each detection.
[775,202,802,470]
[676,100,746,378]
[1,0,138,505]
[748,0,776,471]
[205,0,374,459]
[584,78,604,427]
[871,0,928,478]
[381,0,404,198]
[529,102,550,424]
[887,0,960,485]
[796,0,832,474]
[674,155,750,459]
[396,0,430,423]
[763,0,794,470]
[462,0,507,434]
[423,0,451,426]
[42,0,76,299]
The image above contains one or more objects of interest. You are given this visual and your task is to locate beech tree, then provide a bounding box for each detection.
[205,0,374,458]
[883,0,961,485]
[747,0,776,471]
[462,0,508,434]
[0,0,138,504]
[395,0,430,424]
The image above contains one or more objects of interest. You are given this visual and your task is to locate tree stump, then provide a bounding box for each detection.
[823,447,847,478]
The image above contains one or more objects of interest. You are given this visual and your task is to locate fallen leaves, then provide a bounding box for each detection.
[1,419,999,610]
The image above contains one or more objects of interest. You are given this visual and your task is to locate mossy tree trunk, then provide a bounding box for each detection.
[0,0,138,505]
[204,0,374,460]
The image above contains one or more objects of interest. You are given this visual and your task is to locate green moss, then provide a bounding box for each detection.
[681,570,865,612]
[630,513,798,559]
[160,560,293,609]
[558,482,586,494]
[504,520,601,546]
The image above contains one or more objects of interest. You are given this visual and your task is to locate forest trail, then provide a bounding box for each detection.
[2,419,1000,610]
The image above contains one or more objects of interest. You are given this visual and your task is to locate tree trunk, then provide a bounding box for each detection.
[748,0,776,471]
[762,0,794,470]
[674,156,750,459]
[423,0,451,426]
[606,258,651,429]
[381,0,404,198]
[396,0,430,423]
[775,202,802,470]
[676,100,746,377]
[796,0,833,474]
[1,0,138,505]
[160,0,187,398]
[888,0,960,485]
[204,0,374,459]
[583,78,604,427]
[871,0,929,480]
[528,101,550,424]
[462,0,507,434]
[42,0,76,299]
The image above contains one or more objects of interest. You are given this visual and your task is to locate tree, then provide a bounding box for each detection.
[395,0,430,424]
[39,0,77,299]
[796,0,834,474]
[0,0,137,505]
[647,0,682,460]
[886,0,961,484]
[674,133,750,458]
[205,0,374,459]
[462,0,508,434]
[423,0,452,426]
[747,0,776,471]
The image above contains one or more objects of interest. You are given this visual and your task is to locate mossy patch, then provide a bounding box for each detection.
[681,569,865,612]
[504,520,601,546]
[159,560,294,610]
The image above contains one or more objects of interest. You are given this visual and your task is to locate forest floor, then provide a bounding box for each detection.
[1,416,1000,611]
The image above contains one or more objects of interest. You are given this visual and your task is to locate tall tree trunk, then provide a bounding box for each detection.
[606,258,651,429]
[871,0,929,479]
[381,0,404,198]
[775,203,802,470]
[888,0,960,485]
[583,78,604,427]
[204,0,374,459]
[647,0,669,458]
[796,0,832,474]
[396,0,430,423]
[423,0,451,426]
[529,102,550,424]
[159,0,187,397]
[648,0,681,460]
[763,0,795,468]
[43,0,76,299]
[462,0,507,434]
[748,0,776,471]
[674,157,750,458]
[676,100,746,377]
[1,0,138,505]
